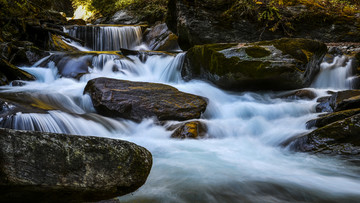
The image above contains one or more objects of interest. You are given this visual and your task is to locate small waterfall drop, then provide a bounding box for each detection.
[68,25,143,51]
[311,55,354,89]
[0,111,130,136]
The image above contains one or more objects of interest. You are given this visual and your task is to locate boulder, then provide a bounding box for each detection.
[84,77,207,122]
[290,113,360,155]
[0,59,35,86]
[37,51,125,78]
[67,19,86,26]
[108,10,141,25]
[0,128,152,202]
[316,90,360,113]
[182,38,327,91]
[170,121,207,139]
[166,0,360,50]
[144,23,180,51]
[279,89,317,100]
[306,108,360,129]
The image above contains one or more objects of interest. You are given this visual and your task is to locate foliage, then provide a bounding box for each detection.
[71,0,168,23]
[224,0,360,37]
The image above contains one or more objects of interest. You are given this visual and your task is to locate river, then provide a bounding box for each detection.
[1,25,359,202]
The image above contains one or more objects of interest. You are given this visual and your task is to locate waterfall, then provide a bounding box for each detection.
[311,55,354,89]
[160,52,185,83]
[68,25,143,51]
[0,111,129,136]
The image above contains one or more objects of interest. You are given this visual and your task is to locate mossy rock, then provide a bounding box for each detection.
[245,46,271,58]
[316,90,360,113]
[290,113,360,155]
[256,38,326,63]
[0,59,35,85]
[306,108,360,129]
[182,38,327,91]
[0,128,152,202]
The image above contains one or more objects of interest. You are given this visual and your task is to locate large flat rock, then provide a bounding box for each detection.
[84,77,207,122]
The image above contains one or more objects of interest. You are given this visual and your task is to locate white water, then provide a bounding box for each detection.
[311,55,354,89]
[67,25,143,50]
[1,36,360,202]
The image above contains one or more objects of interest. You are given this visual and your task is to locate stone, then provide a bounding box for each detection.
[68,19,86,25]
[290,113,360,155]
[0,128,152,202]
[0,59,35,85]
[182,38,327,91]
[306,108,360,129]
[170,121,207,139]
[144,23,180,51]
[108,11,141,25]
[84,77,208,122]
[315,90,360,113]
[279,89,317,100]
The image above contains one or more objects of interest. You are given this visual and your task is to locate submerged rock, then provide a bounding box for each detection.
[170,121,207,139]
[290,113,360,155]
[84,77,207,122]
[279,89,317,100]
[182,38,327,91]
[0,128,152,202]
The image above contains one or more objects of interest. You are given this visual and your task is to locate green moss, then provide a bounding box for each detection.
[245,46,271,58]
[257,38,327,63]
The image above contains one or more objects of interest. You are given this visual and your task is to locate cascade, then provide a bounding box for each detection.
[2,24,360,202]
[311,55,355,89]
[67,25,143,50]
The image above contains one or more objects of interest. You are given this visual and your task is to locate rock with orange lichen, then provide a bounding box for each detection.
[84,77,208,122]
[170,121,207,139]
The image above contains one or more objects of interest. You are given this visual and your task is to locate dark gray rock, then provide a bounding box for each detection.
[315,90,360,113]
[279,89,317,100]
[144,23,181,51]
[182,38,327,91]
[0,59,35,86]
[290,113,360,155]
[306,108,360,129]
[108,11,141,25]
[0,128,152,202]
[84,77,208,122]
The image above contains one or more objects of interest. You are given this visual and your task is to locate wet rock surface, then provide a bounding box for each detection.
[306,108,360,129]
[0,59,35,85]
[316,90,360,113]
[144,23,180,51]
[170,121,207,139]
[291,113,360,155]
[182,38,327,91]
[0,128,152,202]
[84,77,208,122]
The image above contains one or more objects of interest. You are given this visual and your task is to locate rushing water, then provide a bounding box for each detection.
[1,25,360,202]
[67,25,143,50]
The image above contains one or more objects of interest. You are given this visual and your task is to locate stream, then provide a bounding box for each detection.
[1,25,360,202]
